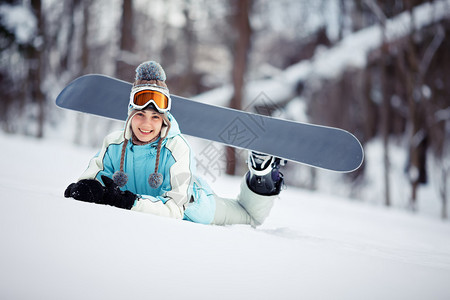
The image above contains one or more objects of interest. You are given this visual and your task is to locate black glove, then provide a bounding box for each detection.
[64,179,104,203]
[101,175,137,210]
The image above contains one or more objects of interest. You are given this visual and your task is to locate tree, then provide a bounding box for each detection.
[28,0,45,138]
[226,0,253,175]
[116,0,135,80]
[365,0,392,206]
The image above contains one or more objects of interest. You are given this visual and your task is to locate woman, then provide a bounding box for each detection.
[65,61,285,226]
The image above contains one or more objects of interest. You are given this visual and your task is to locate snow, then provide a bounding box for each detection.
[1,133,450,300]
[1,1,450,298]
[0,3,37,45]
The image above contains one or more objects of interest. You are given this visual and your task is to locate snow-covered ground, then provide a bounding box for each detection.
[1,133,450,300]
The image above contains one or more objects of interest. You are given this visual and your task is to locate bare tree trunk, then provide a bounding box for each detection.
[30,0,45,138]
[361,66,376,141]
[74,0,91,145]
[116,0,135,80]
[442,166,448,219]
[365,0,391,206]
[338,0,346,41]
[178,0,197,95]
[81,1,90,74]
[381,51,391,207]
[226,0,253,175]
[403,0,430,211]
[60,0,81,71]
[405,44,421,211]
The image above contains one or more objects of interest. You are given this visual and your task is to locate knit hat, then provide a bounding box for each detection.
[113,61,172,189]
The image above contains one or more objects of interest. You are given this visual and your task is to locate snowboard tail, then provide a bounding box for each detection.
[56,74,364,172]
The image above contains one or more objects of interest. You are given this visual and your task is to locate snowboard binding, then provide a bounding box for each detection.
[246,151,286,196]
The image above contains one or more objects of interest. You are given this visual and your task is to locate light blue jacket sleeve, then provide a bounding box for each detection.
[79,131,123,182]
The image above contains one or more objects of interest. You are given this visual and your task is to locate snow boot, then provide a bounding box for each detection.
[246,151,285,196]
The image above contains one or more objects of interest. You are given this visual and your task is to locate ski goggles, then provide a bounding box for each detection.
[129,85,171,113]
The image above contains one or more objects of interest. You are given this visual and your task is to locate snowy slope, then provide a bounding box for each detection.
[1,133,450,300]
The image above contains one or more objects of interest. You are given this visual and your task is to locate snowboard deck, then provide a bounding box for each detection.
[56,74,364,172]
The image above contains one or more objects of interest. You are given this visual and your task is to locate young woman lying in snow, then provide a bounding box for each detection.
[65,61,285,226]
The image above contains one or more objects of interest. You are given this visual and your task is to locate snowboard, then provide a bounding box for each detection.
[56,74,364,172]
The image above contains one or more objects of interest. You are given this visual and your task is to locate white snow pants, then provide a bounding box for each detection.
[211,177,276,227]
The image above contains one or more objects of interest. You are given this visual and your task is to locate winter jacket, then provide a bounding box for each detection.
[79,112,216,224]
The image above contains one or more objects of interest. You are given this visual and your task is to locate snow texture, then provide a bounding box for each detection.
[0,4,37,45]
[1,133,449,300]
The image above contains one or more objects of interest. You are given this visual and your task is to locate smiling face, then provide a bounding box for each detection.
[130,109,164,144]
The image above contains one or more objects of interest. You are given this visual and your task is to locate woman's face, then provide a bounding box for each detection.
[131,109,163,144]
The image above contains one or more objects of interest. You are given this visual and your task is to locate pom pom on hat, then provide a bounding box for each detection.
[148,173,163,189]
[113,170,128,187]
[135,61,166,82]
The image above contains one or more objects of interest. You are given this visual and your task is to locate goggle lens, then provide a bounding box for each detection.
[133,90,169,110]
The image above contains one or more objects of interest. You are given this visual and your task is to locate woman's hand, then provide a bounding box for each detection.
[101,175,137,210]
[64,176,136,210]
[64,179,104,203]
